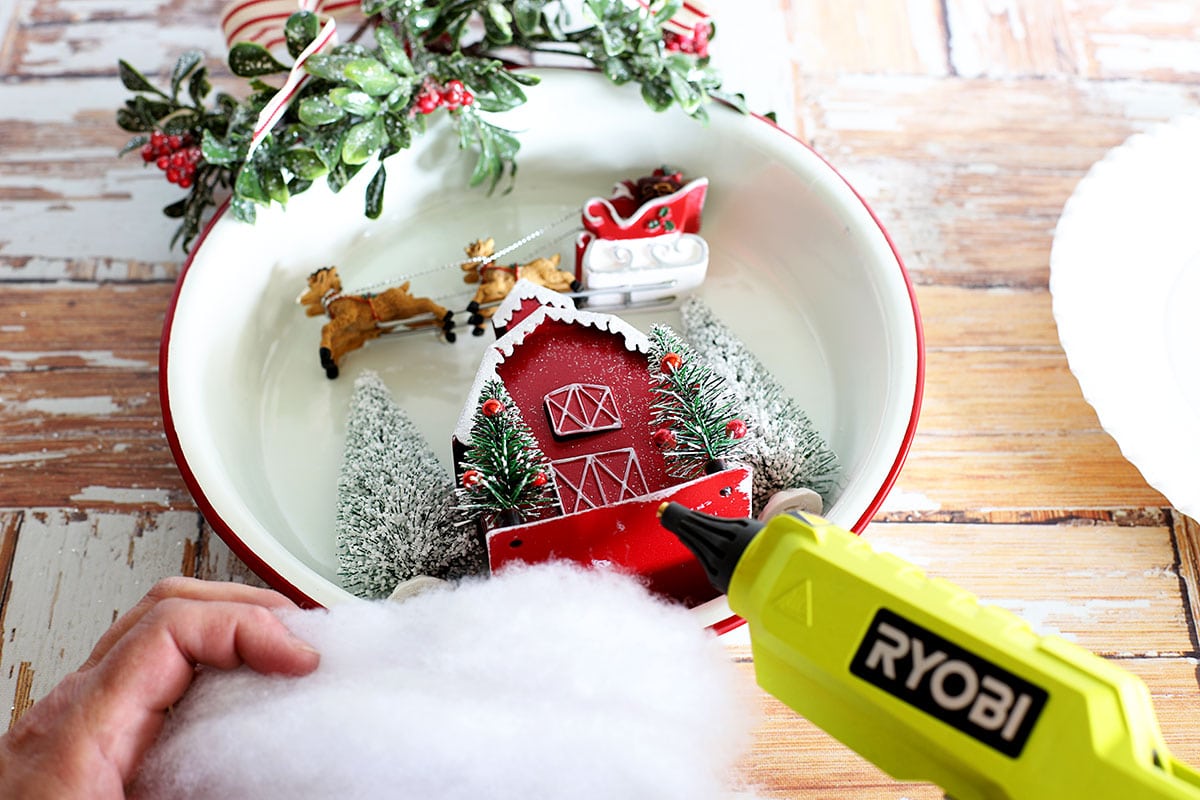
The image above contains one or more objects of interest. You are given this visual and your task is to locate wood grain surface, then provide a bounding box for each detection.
[3,1,1200,797]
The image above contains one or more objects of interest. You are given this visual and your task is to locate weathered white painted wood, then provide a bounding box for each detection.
[8,0,226,77]
[729,648,1200,796]
[801,74,1200,287]
[194,518,270,586]
[0,509,265,727]
[784,0,949,76]
[866,522,1193,655]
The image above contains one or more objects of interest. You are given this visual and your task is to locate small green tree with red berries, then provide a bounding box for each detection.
[455,379,556,528]
[647,325,749,478]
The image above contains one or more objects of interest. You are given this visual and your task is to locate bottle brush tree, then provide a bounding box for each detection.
[336,371,486,598]
[679,297,840,514]
[646,324,749,478]
[455,379,557,528]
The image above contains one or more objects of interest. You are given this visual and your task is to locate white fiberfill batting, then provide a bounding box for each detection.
[135,562,758,799]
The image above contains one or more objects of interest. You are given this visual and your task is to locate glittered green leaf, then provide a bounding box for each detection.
[304,53,351,82]
[342,117,386,165]
[667,61,702,115]
[345,58,400,96]
[329,87,381,116]
[640,78,673,111]
[513,0,540,34]
[170,51,203,100]
[383,114,413,150]
[711,89,749,115]
[235,163,269,204]
[162,112,201,135]
[200,130,241,165]
[187,66,212,107]
[483,71,527,110]
[118,60,166,96]
[408,7,438,33]
[483,2,514,44]
[327,161,365,193]
[374,26,415,76]
[116,108,150,133]
[228,42,289,78]
[310,126,346,169]
[365,164,386,218]
[603,57,632,84]
[283,148,327,180]
[285,11,321,59]
[659,0,684,20]
[508,72,541,87]
[468,127,497,189]
[299,94,346,126]
[230,195,258,224]
[261,166,290,205]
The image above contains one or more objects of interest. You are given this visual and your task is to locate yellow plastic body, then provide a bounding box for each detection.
[731,512,1200,800]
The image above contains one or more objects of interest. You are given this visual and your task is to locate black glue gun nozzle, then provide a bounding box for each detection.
[656,502,764,594]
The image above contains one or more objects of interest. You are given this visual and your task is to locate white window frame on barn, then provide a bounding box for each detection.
[543,383,623,437]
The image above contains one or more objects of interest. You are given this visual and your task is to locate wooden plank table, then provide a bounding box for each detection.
[3,1,1199,796]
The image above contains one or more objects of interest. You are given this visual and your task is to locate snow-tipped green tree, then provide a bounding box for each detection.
[455,379,556,529]
[336,371,485,598]
[646,324,749,478]
[679,298,840,514]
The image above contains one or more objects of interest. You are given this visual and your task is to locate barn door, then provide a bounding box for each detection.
[550,448,648,514]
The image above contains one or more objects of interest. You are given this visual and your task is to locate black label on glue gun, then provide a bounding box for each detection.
[849,608,1048,758]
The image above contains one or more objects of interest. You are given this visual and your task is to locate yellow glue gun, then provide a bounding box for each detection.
[657,503,1200,800]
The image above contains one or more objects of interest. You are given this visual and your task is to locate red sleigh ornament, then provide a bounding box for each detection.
[575,168,709,262]
[573,168,711,308]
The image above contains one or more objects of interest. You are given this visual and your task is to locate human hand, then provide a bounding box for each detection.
[0,577,320,799]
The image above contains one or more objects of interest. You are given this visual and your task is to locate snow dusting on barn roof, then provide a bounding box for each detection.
[453,280,650,442]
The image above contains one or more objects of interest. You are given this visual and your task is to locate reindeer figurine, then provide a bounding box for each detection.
[459,238,581,336]
[298,266,456,379]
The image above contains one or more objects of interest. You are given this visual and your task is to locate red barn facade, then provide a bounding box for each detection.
[452,281,751,605]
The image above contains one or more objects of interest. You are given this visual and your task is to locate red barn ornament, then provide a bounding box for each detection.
[452,280,751,606]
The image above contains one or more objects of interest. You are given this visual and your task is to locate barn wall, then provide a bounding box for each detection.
[495,318,673,494]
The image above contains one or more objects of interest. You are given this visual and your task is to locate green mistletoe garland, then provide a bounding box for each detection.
[116,0,741,250]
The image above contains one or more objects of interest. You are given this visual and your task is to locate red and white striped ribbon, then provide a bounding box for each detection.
[221,0,362,155]
[226,0,711,156]
[221,0,360,51]
[245,16,337,154]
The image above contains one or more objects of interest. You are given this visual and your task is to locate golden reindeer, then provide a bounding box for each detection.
[460,238,580,336]
[298,266,455,379]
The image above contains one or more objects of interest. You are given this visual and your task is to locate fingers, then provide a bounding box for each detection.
[86,596,320,781]
[82,577,299,670]
[99,597,320,706]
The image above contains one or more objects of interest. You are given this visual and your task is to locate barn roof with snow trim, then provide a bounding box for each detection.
[490,279,575,330]
[452,280,651,442]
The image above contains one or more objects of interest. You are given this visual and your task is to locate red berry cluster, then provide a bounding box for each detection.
[415,79,475,115]
[141,131,202,189]
[663,22,712,58]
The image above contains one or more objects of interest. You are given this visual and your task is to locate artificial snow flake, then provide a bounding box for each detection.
[679,298,840,514]
[336,371,485,599]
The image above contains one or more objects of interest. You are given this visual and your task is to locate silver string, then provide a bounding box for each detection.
[328,209,579,304]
